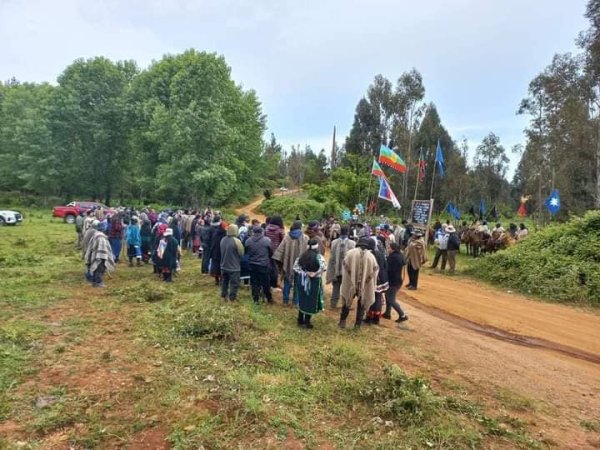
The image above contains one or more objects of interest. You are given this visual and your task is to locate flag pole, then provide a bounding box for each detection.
[429,148,437,200]
[413,150,421,202]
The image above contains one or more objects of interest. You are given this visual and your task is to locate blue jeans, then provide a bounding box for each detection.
[109,237,122,262]
[282,278,298,306]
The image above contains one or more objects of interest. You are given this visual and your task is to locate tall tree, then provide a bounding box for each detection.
[578,0,600,208]
[473,132,510,204]
[130,50,265,206]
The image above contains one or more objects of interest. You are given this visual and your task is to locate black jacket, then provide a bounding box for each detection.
[245,231,273,266]
[387,251,406,287]
[447,232,461,251]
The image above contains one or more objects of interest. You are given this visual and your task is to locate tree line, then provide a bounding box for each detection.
[2,0,600,218]
[0,50,265,207]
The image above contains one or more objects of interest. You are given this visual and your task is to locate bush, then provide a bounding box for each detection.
[361,365,439,426]
[174,301,240,341]
[258,196,325,223]
[468,210,600,306]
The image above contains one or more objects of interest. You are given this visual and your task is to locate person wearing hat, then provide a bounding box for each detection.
[406,229,427,289]
[338,236,379,329]
[156,227,179,282]
[84,220,115,288]
[220,224,244,301]
[245,225,274,304]
[273,220,309,306]
[430,224,449,272]
[126,216,142,267]
[293,238,327,328]
[446,225,460,273]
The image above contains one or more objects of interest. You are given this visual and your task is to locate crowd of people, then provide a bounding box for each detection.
[75,206,481,330]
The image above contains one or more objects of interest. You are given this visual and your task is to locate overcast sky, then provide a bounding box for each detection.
[0,0,589,176]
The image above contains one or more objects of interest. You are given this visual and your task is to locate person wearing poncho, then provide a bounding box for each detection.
[85,220,115,288]
[338,237,379,329]
[406,230,427,290]
[293,239,326,329]
[273,220,309,306]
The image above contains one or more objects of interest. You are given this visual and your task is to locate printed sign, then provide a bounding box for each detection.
[410,199,434,227]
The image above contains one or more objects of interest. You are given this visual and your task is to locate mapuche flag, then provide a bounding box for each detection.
[418,148,426,182]
[378,145,407,173]
[378,176,401,209]
[371,160,386,179]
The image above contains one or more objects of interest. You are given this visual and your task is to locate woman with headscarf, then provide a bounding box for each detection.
[293,239,326,329]
[151,223,168,276]
[155,228,179,282]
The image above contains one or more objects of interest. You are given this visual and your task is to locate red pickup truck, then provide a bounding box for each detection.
[52,201,107,224]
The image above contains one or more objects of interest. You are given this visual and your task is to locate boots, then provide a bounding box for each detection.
[136,258,141,267]
[304,314,313,329]
[354,303,365,329]
[339,305,350,329]
[297,311,305,327]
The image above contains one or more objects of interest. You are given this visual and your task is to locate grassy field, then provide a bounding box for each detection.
[0,211,545,449]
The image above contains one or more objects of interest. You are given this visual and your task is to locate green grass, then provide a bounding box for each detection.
[466,210,600,307]
[0,210,545,448]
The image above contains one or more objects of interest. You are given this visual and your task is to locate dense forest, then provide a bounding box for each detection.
[2,1,600,218]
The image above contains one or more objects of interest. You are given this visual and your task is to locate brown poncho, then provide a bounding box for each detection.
[406,237,427,270]
[273,232,309,282]
[340,247,379,311]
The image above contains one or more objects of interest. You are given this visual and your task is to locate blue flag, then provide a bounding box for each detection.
[341,209,352,221]
[435,139,445,178]
[479,199,486,218]
[447,202,461,220]
[544,189,560,215]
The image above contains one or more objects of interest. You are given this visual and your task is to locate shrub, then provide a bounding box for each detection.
[258,196,325,223]
[468,210,600,306]
[361,365,439,425]
[174,301,240,341]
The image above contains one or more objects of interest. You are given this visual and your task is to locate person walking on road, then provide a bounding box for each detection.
[383,242,408,322]
[406,230,427,290]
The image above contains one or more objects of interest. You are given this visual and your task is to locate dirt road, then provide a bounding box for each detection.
[238,196,600,447]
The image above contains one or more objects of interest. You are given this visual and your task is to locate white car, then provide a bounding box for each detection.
[0,210,24,226]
